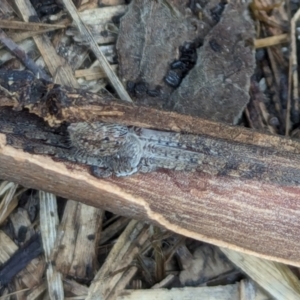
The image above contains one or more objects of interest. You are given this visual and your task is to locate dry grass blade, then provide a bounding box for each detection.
[0,288,30,300]
[117,285,240,300]
[0,29,51,81]
[14,0,79,88]
[75,64,118,80]
[39,191,64,300]
[0,20,66,31]
[0,230,18,263]
[86,220,149,299]
[55,201,103,279]
[254,33,289,48]
[220,248,300,299]
[1,0,300,298]
[0,29,65,50]
[0,181,18,225]
[151,274,176,289]
[61,0,132,102]
[63,278,88,298]
[99,216,130,245]
[25,282,47,299]
[286,8,300,135]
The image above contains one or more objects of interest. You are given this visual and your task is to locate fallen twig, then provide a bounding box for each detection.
[1,72,300,266]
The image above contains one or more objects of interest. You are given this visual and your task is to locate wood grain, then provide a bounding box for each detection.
[1,73,300,266]
[1,131,300,266]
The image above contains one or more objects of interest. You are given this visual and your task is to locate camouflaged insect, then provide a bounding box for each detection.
[68,122,205,177]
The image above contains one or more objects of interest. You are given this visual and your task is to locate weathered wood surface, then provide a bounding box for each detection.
[1,71,300,266]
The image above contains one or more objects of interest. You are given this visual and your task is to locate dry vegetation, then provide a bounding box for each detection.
[1,0,300,299]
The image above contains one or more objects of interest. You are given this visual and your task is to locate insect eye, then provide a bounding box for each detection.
[103,137,110,141]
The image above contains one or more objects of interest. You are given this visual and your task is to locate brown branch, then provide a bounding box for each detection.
[1,71,299,153]
[1,71,300,266]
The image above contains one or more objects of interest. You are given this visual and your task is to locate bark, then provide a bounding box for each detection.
[1,71,300,266]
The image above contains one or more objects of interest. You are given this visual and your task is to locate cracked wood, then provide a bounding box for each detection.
[1,71,300,266]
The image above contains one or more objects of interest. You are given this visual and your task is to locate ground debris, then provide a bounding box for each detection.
[170,0,255,124]
[117,0,255,124]
[0,0,300,298]
[116,0,214,107]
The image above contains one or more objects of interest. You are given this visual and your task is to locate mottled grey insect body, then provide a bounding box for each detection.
[67,122,204,177]
[68,122,144,177]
